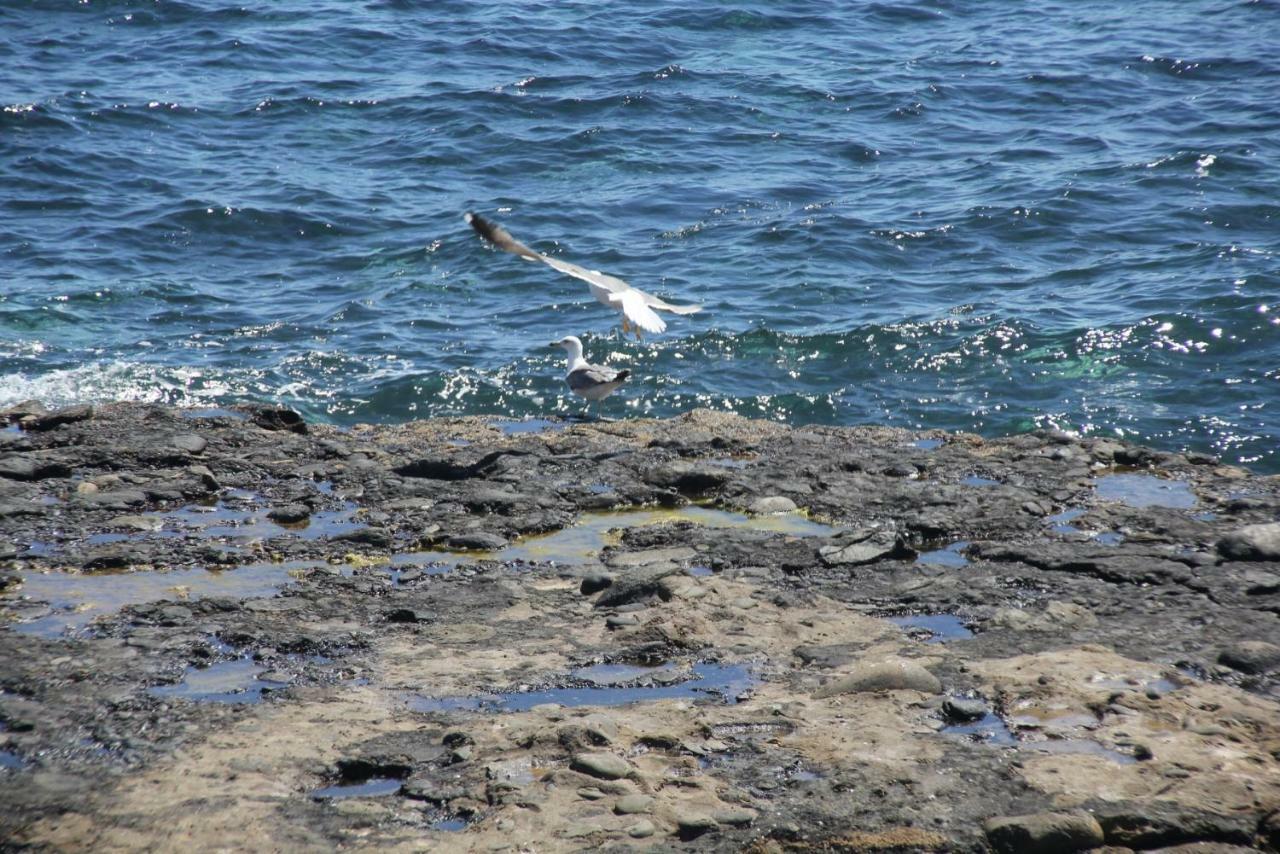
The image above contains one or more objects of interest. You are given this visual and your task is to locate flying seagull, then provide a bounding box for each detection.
[551,335,630,413]
[464,212,701,339]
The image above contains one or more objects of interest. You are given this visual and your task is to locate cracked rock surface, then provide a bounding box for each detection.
[1,402,1279,851]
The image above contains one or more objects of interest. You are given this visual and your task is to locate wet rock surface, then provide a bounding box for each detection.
[1,402,1279,851]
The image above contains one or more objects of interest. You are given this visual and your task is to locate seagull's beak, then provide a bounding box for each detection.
[548,342,559,348]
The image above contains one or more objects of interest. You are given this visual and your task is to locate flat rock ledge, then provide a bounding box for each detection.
[1,402,1279,852]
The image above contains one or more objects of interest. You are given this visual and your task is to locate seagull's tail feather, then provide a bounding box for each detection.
[463,212,540,261]
[643,295,703,315]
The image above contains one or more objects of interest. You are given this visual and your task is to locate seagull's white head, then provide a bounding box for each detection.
[550,335,585,365]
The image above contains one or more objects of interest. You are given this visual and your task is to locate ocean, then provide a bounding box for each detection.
[2,1,1277,469]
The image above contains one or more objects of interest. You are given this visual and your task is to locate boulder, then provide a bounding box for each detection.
[813,659,941,698]
[984,812,1104,854]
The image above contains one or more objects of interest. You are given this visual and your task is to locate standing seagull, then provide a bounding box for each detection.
[465,212,701,339]
[552,335,630,416]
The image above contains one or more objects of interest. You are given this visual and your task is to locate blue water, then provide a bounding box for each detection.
[2,2,1277,469]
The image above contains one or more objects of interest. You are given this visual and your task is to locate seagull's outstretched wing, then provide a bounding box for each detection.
[641,292,702,315]
[463,212,540,261]
[464,212,702,324]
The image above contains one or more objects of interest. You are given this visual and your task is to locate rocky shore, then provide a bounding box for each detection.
[1,401,1278,852]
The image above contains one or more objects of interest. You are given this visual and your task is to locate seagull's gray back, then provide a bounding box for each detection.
[567,364,626,392]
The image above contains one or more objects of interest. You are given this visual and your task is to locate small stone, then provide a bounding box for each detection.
[580,572,614,595]
[85,490,148,507]
[447,532,507,551]
[606,614,640,630]
[109,515,163,532]
[676,813,718,840]
[397,568,423,583]
[730,596,758,610]
[0,457,37,481]
[813,659,942,698]
[267,504,311,524]
[1217,641,1280,674]
[817,530,909,566]
[442,731,475,748]
[748,496,797,514]
[943,695,990,721]
[1217,522,1280,562]
[385,608,431,624]
[169,434,208,455]
[596,563,684,607]
[570,752,631,781]
[627,820,656,839]
[984,811,1104,854]
[334,527,393,548]
[712,808,757,827]
[577,787,606,800]
[614,794,653,815]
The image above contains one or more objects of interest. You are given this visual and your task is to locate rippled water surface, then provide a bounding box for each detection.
[2,2,1277,468]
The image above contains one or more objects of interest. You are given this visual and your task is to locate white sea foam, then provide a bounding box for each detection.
[0,361,260,411]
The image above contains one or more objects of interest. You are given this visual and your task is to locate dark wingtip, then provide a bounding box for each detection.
[616,369,632,382]
[465,211,497,243]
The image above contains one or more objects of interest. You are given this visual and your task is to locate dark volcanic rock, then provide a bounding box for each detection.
[267,504,311,524]
[594,564,682,608]
[643,461,728,494]
[0,457,37,481]
[1217,641,1280,674]
[30,404,94,431]
[248,406,308,434]
[447,532,507,551]
[943,695,990,721]
[580,572,614,595]
[818,528,911,567]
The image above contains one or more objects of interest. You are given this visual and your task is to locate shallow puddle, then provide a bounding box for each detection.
[151,499,363,542]
[943,713,1137,762]
[495,506,835,565]
[943,713,1017,745]
[311,778,403,800]
[1022,738,1137,764]
[387,552,472,575]
[0,749,24,770]
[150,657,286,704]
[1094,531,1124,545]
[493,418,568,435]
[889,614,973,642]
[914,438,943,451]
[431,818,468,832]
[4,560,327,637]
[1046,508,1085,535]
[961,475,1000,487]
[409,662,753,714]
[1095,474,1196,509]
[915,541,970,568]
